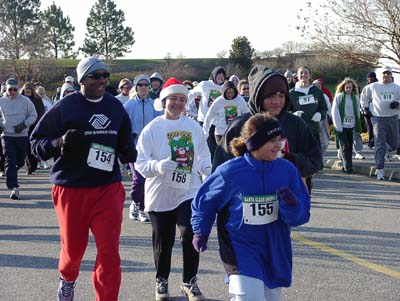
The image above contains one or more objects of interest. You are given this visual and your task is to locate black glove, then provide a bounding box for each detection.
[14,122,27,133]
[363,107,372,118]
[60,129,85,157]
[389,101,400,109]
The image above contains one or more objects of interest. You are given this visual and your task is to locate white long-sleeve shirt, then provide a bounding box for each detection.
[135,115,211,212]
[331,93,360,132]
[191,80,223,122]
[360,82,400,117]
[202,95,249,137]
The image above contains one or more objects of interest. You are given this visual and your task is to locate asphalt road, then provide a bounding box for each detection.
[0,167,399,300]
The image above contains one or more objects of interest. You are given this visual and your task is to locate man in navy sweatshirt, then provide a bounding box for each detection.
[30,57,136,301]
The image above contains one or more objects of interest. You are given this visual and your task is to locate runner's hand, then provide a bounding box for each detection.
[279,187,298,207]
[156,157,178,174]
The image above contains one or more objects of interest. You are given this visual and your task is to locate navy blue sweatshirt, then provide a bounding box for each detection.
[30,92,136,187]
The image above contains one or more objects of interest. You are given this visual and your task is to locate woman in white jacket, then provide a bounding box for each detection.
[135,78,211,301]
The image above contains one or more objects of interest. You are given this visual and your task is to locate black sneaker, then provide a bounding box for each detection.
[155,277,169,300]
[180,276,205,301]
[57,277,75,301]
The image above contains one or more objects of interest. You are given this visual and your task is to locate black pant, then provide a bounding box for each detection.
[148,200,199,283]
[25,129,38,174]
[339,128,354,172]
[0,136,5,172]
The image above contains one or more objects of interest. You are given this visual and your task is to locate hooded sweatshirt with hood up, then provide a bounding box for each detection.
[192,66,227,122]
[149,72,163,100]
[213,65,323,177]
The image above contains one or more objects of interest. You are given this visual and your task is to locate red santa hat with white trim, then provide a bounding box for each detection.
[154,77,189,111]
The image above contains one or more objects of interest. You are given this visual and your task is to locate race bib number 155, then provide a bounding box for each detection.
[242,194,279,225]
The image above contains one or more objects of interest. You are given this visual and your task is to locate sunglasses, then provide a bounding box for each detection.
[65,89,74,94]
[8,88,18,92]
[242,87,249,90]
[86,72,110,80]
[137,83,149,87]
[122,86,132,89]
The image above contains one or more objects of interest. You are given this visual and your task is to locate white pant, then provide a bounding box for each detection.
[229,274,282,301]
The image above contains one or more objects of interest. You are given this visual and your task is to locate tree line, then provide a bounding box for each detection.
[0,0,134,65]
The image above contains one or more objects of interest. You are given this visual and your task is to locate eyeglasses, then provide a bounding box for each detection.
[137,83,149,87]
[8,88,18,92]
[86,72,111,80]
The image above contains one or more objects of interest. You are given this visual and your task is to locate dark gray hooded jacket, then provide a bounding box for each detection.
[212,65,323,177]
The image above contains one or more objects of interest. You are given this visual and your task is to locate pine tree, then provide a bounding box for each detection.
[42,3,76,58]
[0,0,41,59]
[229,36,255,71]
[81,0,135,60]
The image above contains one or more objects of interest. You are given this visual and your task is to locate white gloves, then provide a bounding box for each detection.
[200,166,212,182]
[311,112,321,122]
[156,157,178,175]
[293,111,304,117]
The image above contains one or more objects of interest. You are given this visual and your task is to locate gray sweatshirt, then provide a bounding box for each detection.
[0,93,38,137]
[361,82,400,117]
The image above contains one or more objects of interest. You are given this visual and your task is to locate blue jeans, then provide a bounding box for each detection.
[3,136,28,189]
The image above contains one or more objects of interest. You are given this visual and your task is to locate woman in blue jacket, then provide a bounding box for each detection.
[191,113,311,301]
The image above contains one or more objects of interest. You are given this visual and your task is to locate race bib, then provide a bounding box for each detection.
[380,92,394,102]
[87,143,115,171]
[242,194,279,225]
[164,169,192,190]
[298,95,316,106]
[343,116,353,127]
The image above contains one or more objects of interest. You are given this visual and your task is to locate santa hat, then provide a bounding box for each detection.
[154,77,189,111]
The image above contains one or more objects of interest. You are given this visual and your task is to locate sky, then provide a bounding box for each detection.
[40,0,316,59]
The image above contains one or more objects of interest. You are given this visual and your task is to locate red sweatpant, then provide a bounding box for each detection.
[52,182,125,301]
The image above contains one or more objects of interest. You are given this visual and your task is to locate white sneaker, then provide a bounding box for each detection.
[138,211,150,223]
[129,202,140,220]
[355,153,365,160]
[376,169,385,180]
[10,187,19,200]
[337,149,341,159]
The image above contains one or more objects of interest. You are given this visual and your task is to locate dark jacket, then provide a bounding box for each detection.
[213,66,323,177]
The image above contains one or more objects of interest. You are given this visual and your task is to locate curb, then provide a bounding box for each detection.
[324,159,400,182]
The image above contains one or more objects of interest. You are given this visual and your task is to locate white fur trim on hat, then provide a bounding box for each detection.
[154,98,164,111]
[159,84,188,102]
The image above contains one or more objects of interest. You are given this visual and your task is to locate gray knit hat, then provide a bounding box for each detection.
[76,57,109,83]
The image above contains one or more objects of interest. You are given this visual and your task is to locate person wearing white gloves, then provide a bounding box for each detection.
[288,66,327,193]
[288,66,328,143]
[135,77,211,301]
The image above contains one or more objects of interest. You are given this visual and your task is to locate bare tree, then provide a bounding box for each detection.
[297,0,400,67]
[216,50,227,59]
